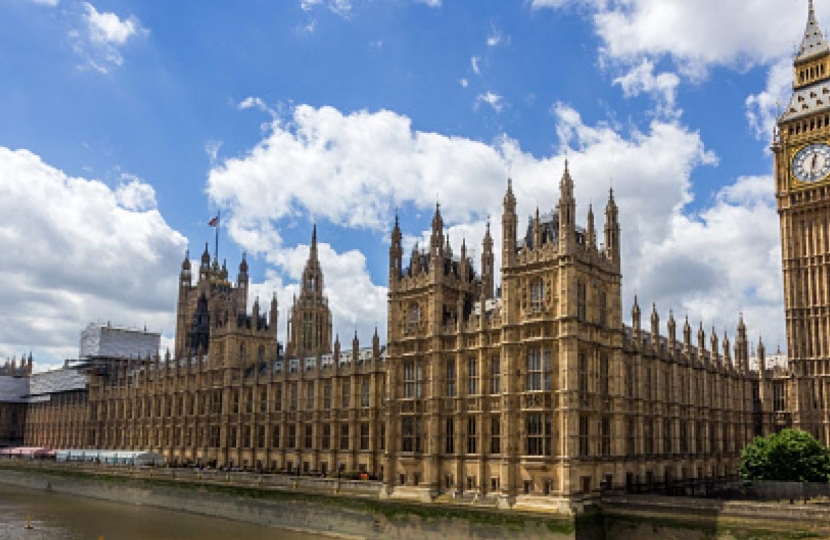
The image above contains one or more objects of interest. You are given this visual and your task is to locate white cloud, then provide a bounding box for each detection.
[487,23,505,47]
[0,147,187,369]
[206,102,784,349]
[471,56,481,75]
[476,91,504,113]
[746,58,792,140]
[300,0,352,17]
[459,78,469,88]
[613,58,680,117]
[115,176,157,212]
[72,2,148,73]
[29,0,58,6]
[415,0,442,6]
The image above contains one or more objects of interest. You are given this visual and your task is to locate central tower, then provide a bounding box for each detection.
[773,0,830,445]
[286,225,333,356]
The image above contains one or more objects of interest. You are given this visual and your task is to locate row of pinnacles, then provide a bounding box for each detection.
[0,354,33,377]
[628,299,774,376]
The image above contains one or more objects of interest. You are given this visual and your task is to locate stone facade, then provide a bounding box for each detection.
[382,167,767,509]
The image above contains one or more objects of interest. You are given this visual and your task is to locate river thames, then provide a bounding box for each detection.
[0,483,324,540]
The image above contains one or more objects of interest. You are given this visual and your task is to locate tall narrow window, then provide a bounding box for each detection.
[341,379,350,408]
[467,416,477,454]
[402,417,421,453]
[490,415,501,454]
[626,418,635,456]
[323,383,331,409]
[526,413,552,456]
[446,360,456,397]
[490,355,500,395]
[527,348,542,391]
[360,423,370,450]
[289,384,298,411]
[361,378,370,407]
[599,354,609,398]
[304,425,313,448]
[403,360,423,398]
[599,290,607,326]
[578,353,588,396]
[530,278,545,311]
[445,418,455,454]
[306,381,315,410]
[340,424,350,451]
[468,357,479,395]
[577,281,587,321]
[322,424,331,450]
[601,417,611,457]
[273,385,281,412]
[578,415,589,457]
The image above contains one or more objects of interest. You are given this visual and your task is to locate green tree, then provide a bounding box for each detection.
[739,429,830,483]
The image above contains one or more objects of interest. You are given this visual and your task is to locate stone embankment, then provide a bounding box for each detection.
[0,461,578,540]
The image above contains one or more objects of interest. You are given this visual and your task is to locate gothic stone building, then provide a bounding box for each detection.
[86,228,387,475]
[382,166,769,509]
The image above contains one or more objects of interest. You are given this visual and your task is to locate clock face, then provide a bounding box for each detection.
[793,143,830,183]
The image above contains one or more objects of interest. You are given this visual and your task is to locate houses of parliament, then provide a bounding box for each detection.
[2,2,830,511]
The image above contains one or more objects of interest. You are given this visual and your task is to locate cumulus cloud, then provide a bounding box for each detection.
[414,0,442,6]
[746,58,792,140]
[207,102,784,348]
[71,2,148,73]
[613,58,681,117]
[29,0,59,6]
[300,0,352,17]
[0,147,186,368]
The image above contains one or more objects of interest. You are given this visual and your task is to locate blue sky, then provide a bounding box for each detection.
[0,0,812,368]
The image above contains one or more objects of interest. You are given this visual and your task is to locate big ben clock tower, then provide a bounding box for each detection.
[774,0,830,445]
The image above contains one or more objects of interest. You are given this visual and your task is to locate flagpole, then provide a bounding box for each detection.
[214,210,220,262]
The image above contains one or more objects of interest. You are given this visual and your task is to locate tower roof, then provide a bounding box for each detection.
[796,0,829,64]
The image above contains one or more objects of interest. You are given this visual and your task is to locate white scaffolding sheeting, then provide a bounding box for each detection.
[80,323,160,359]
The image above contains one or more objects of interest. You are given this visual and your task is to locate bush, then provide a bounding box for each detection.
[739,429,830,483]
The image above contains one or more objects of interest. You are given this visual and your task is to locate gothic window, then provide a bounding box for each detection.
[626,418,635,456]
[663,419,672,454]
[379,422,386,451]
[273,384,282,412]
[526,348,550,391]
[407,303,420,332]
[322,424,331,450]
[341,379,350,408]
[578,416,589,457]
[773,381,786,411]
[302,314,313,350]
[306,382,315,410]
[445,418,455,454]
[323,382,332,409]
[403,360,423,398]
[360,423,370,450]
[260,388,267,413]
[467,416,477,454]
[601,417,611,457]
[468,357,479,395]
[446,360,456,397]
[401,417,421,453]
[578,353,588,396]
[599,290,607,326]
[490,415,501,454]
[304,425,313,449]
[599,354,609,397]
[289,383,298,411]
[258,426,266,448]
[361,378,370,407]
[340,424,350,450]
[288,425,296,448]
[577,281,587,321]
[490,355,500,395]
[530,278,544,311]
[527,413,551,456]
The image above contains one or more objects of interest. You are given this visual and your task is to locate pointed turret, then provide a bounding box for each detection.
[390,213,403,287]
[683,315,692,356]
[631,295,641,341]
[502,178,518,267]
[604,188,620,266]
[270,292,279,338]
[430,203,444,259]
[758,336,767,377]
[558,161,576,251]
[481,220,494,298]
[650,303,659,341]
[667,310,677,349]
[586,204,596,249]
[736,313,749,374]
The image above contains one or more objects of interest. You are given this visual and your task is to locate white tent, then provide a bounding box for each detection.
[56,449,165,466]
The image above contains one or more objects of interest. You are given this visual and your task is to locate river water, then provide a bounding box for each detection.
[0,483,323,540]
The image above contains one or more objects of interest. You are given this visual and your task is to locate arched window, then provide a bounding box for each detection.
[407,302,420,331]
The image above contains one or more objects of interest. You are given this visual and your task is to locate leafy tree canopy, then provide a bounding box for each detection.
[739,429,830,483]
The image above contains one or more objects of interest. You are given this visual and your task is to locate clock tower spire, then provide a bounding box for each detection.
[774,0,830,445]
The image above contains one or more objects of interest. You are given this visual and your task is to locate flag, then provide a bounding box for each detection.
[208,215,219,227]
